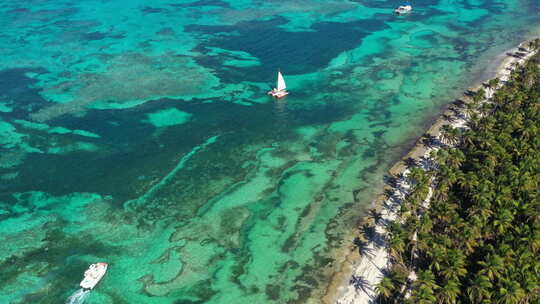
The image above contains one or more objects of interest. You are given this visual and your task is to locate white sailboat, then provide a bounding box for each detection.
[267,70,289,98]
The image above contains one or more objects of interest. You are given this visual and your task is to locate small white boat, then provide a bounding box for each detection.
[80,262,108,290]
[267,70,289,98]
[394,4,412,14]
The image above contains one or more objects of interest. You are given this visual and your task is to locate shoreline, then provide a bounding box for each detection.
[322,39,538,304]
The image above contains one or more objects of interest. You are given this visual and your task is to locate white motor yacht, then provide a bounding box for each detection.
[80,262,108,290]
[395,4,412,14]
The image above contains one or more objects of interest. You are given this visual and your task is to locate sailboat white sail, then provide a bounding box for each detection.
[268,70,289,98]
[277,71,286,91]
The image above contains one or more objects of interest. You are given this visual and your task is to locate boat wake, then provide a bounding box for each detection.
[66,288,90,304]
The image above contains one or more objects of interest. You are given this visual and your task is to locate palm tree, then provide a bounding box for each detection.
[518,120,538,141]
[491,209,514,234]
[496,279,526,304]
[380,266,408,301]
[437,279,460,304]
[388,233,406,264]
[466,111,481,129]
[457,172,479,192]
[375,276,395,302]
[478,254,504,281]
[487,77,500,90]
[472,88,486,105]
[440,250,467,281]
[409,270,439,304]
[427,243,446,272]
[467,274,493,303]
[446,149,465,169]
[526,38,540,51]
[439,125,460,146]
[408,167,429,185]
[460,224,481,253]
[418,269,439,290]
[408,288,437,304]
[479,101,494,116]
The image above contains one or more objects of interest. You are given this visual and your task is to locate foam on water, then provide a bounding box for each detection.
[66,289,90,304]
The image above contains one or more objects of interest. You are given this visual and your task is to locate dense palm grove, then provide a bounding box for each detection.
[374,40,540,303]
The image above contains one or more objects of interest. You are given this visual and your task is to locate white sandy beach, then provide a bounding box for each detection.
[333,41,537,304]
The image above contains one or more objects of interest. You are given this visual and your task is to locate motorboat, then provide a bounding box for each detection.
[80,262,108,290]
[395,4,412,14]
[267,70,289,98]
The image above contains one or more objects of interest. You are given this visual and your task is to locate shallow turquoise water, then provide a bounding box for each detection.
[0,0,539,303]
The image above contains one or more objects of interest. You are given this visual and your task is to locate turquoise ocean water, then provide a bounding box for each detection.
[1,0,539,303]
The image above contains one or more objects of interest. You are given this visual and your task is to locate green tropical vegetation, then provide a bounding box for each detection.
[374,40,540,303]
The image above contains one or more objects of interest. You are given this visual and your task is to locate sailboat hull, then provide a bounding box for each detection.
[267,90,289,98]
